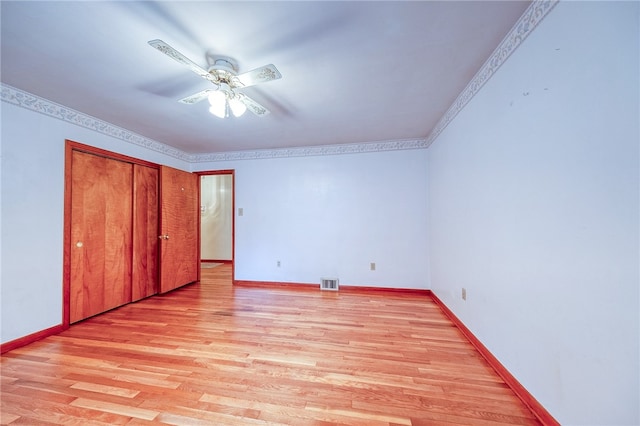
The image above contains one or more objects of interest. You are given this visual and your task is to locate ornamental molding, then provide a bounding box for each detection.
[191,138,429,163]
[1,83,427,162]
[425,0,559,147]
[1,0,556,163]
[1,84,196,162]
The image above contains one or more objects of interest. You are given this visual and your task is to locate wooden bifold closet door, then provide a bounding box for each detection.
[66,143,198,324]
[70,151,134,323]
[159,165,199,293]
[69,149,162,323]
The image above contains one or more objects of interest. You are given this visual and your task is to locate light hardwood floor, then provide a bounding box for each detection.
[1,265,540,425]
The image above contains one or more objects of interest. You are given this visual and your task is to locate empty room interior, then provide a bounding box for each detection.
[1,1,638,425]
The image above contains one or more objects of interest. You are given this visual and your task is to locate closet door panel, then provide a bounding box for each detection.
[159,166,199,293]
[132,164,159,301]
[70,152,105,323]
[104,159,133,309]
[70,151,132,323]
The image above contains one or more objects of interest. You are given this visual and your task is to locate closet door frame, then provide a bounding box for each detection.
[62,140,160,328]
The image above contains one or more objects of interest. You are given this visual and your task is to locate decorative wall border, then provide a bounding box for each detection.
[191,138,429,162]
[1,84,196,162]
[424,0,559,147]
[1,83,427,162]
[1,0,557,162]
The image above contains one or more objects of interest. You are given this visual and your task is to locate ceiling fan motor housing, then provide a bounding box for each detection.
[209,57,238,82]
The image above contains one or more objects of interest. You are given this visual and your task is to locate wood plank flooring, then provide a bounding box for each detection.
[1,265,540,425]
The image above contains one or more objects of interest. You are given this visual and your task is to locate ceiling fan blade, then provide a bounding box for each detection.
[235,64,281,88]
[148,39,217,84]
[178,89,215,104]
[237,93,270,116]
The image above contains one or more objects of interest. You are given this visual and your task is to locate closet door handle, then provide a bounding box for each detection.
[158,235,170,240]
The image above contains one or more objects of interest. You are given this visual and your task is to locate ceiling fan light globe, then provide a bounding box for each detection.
[229,98,247,117]
[209,105,226,119]
[208,91,228,118]
[207,90,226,106]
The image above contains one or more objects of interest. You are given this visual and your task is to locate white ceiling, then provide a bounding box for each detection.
[1,1,531,155]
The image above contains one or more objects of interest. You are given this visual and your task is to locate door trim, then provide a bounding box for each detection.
[196,170,235,283]
[63,140,160,328]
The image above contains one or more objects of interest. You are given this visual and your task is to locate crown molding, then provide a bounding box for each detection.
[1,83,427,162]
[2,0,556,163]
[191,138,429,163]
[424,0,559,147]
[1,84,197,162]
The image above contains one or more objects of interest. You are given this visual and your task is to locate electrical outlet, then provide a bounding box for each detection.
[370,262,376,271]
[277,261,281,267]
[462,288,467,301]
[238,207,244,216]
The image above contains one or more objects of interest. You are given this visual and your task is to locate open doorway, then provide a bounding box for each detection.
[199,171,234,271]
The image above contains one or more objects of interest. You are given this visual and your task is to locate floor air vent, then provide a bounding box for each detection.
[320,278,339,291]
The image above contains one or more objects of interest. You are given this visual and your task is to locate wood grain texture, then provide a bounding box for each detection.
[235,280,432,296]
[64,140,162,328]
[159,166,199,293]
[1,265,542,425]
[0,325,66,354]
[70,151,132,323]
[132,164,159,302]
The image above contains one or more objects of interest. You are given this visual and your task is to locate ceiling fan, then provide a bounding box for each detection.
[148,39,282,118]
